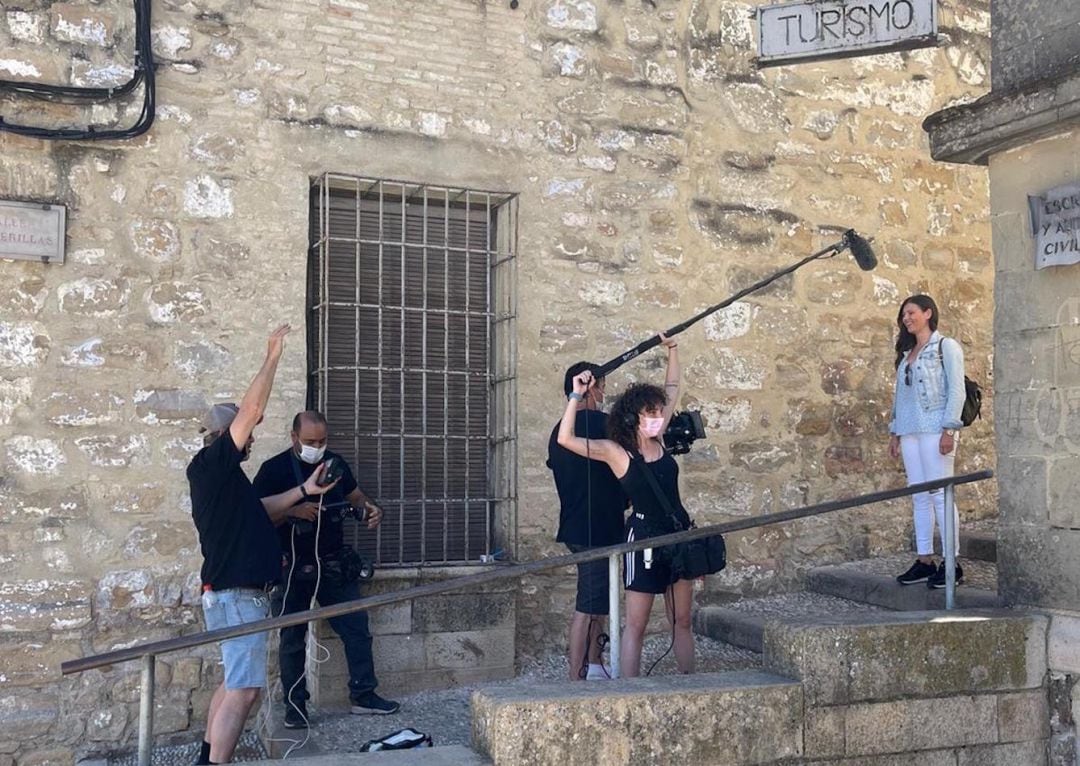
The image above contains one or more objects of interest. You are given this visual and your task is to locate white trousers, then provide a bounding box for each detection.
[899,433,959,557]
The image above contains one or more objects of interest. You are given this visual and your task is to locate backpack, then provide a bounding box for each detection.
[938,339,982,427]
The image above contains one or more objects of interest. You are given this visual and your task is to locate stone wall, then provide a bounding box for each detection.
[0,0,994,760]
[992,0,1080,92]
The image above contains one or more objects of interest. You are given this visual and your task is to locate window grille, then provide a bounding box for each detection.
[308,174,518,565]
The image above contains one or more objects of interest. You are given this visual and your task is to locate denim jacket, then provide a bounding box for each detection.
[889,330,966,435]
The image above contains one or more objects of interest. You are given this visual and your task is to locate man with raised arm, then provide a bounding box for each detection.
[187,325,337,765]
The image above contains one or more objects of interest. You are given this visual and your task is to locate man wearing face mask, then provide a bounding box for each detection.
[253,410,399,729]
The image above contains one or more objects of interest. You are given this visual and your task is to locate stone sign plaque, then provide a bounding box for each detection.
[1029,182,1080,270]
[0,200,66,263]
[757,0,938,67]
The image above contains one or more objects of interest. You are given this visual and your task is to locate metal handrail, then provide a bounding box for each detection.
[71,469,993,765]
[62,469,992,676]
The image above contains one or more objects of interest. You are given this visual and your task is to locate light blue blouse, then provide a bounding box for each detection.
[889,331,966,435]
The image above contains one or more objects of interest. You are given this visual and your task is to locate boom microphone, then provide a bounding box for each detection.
[844,229,877,271]
[594,228,878,378]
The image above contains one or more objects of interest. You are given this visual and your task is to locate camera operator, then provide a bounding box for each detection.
[189,325,338,765]
[254,410,399,729]
[547,362,628,681]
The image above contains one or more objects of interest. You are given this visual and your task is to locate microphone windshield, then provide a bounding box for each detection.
[844,230,877,271]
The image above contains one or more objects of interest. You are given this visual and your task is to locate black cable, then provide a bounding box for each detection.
[645,583,677,676]
[0,0,156,140]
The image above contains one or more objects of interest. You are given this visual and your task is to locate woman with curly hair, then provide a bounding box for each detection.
[557,334,694,676]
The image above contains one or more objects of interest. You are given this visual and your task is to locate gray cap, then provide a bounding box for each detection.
[199,403,239,434]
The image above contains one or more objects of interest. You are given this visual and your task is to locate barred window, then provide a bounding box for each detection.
[307,174,518,565]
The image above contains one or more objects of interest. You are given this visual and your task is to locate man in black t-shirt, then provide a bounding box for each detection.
[547,361,628,681]
[188,325,338,766]
[253,410,399,728]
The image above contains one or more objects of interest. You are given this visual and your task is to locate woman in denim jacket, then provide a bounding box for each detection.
[888,295,966,589]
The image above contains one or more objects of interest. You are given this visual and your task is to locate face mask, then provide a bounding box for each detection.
[298,444,326,464]
[640,417,665,438]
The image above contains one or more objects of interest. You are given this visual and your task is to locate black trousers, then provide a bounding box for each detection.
[272,573,377,708]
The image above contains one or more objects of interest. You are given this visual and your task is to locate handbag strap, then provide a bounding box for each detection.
[631,449,687,531]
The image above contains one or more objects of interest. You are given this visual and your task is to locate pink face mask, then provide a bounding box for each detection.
[640,416,665,438]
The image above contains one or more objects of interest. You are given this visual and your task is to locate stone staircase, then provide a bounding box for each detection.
[223,525,1053,765]
[695,525,1002,653]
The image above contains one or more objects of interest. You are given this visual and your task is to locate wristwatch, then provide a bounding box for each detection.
[568,392,584,402]
[300,485,314,502]
[943,429,957,437]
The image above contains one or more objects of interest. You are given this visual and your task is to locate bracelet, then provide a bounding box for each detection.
[568,392,584,402]
[299,485,313,502]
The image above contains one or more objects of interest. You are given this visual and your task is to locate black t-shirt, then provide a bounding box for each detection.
[547,410,628,547]
[252,448,360,563]
[187,434,282,590]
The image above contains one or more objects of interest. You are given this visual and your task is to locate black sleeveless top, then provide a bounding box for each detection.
[618,448,692,537]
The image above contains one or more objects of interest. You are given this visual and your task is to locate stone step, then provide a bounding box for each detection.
[242,744,490,765]
[807,553,1004,611]
[471,670,803,765]
[928,525,997,562]
[693,592,887,653]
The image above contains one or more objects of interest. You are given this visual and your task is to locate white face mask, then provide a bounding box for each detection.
[640,417,665,438]
[297,444,326,464]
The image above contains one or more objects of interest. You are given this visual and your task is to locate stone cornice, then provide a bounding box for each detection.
[923,68,1080,165]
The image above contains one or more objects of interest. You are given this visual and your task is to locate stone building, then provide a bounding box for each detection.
[0,0,993,761]
[926,0,1080,761]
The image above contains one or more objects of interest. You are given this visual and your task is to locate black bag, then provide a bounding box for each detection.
[938,340,982,427]
[636,454,726,580]
[359,728,432,752]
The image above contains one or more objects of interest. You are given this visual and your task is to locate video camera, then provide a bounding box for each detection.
[663,410,707,456]
[291,500,369,534]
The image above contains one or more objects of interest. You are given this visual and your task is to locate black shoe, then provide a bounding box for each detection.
[928,562,964,589]
[283,703,309,729]
[896,559,937,585]
[350,692,401,715]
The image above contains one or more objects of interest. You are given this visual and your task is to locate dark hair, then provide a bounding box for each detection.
[894,294,939,368]
[563,361,602,397]
[607,383,667,453]
[292,410,328,432]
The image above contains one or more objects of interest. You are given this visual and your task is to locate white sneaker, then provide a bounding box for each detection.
[586,663,607,680]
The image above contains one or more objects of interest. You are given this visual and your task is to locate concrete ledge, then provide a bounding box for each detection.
[930,528,997,563]
[763,610,1047,706]
[807,565,1004,611]
[692,607,765,653]
[802,738,1047,765]
[471,670,802,766]
[244,745,491,765]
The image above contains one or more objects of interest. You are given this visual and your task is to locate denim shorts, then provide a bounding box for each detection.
[202,588,270,689]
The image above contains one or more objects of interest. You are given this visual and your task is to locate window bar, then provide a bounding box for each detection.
[319,178,330,416]
[353,180,362,477]
[398,184,407,564]
[442,187,451,563]
[463,190,471,561]
[374,182,385,562]
[420,187,429,564]
[485,191,493,556]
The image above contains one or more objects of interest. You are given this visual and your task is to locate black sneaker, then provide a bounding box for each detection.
[896,559,937,585]
[350,692,401,716]
[928,562,964,589]
[283,703,309,729]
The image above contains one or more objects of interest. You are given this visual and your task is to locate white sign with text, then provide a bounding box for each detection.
[757,0,938,67]
[0,200,66,263]
[1029,182,1080,270]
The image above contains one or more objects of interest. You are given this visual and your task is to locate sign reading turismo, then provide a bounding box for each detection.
[757,0,938,67]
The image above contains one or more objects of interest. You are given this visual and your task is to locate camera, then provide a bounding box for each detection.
[663,410,707,455]
[290,500,367,534]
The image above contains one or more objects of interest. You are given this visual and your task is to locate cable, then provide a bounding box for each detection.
[645,584,676,677]
[0,0,156,140]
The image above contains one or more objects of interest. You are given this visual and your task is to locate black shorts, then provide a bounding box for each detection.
[566,543,610,615]
[624,514,673,595]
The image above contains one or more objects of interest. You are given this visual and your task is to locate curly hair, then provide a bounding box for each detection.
[607,382,668,453]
